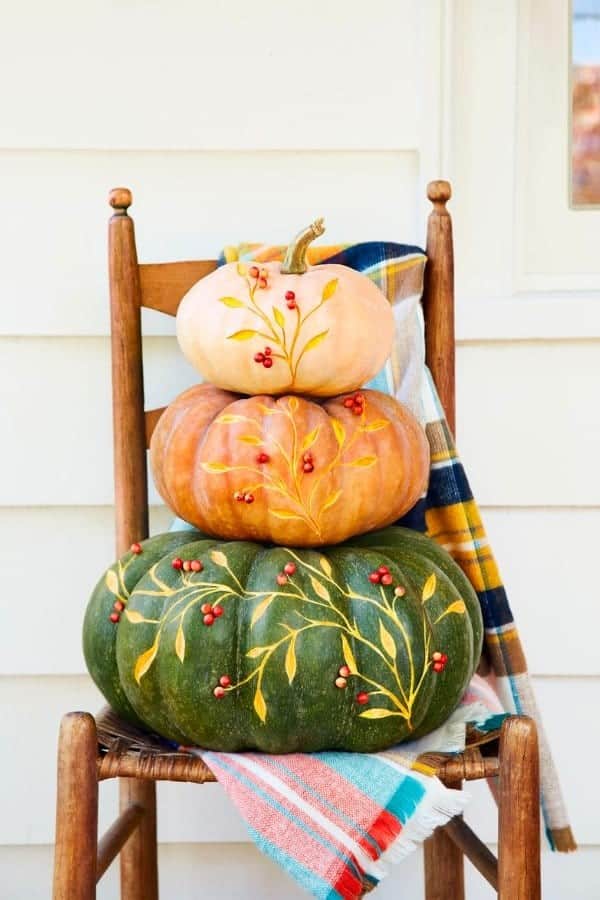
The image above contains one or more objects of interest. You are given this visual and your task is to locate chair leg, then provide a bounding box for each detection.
[119,778,159,900]
[498,716,541,900]
[53,712,98,900]
[423,779,465,900]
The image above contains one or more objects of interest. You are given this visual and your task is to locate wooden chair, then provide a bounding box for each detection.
[52,181,541,900]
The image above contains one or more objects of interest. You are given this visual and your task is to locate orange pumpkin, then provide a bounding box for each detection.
[150,384,429,547]
[176,219,394,397]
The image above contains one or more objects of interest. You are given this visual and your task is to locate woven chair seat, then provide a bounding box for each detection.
[95,706,500,786]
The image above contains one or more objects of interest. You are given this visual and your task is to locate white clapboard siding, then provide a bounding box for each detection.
[0,0,427,152]
[0,149,419,337]
[2,673,595,847]
[2,843,599,900]
[2,506,598,677]
[3,337,599,507]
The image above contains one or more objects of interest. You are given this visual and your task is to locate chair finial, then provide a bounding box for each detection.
[109,187,132,213]
[427,180,451,206]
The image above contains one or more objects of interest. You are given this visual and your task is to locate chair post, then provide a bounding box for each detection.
[498,716,541,900]
[423,779,465,900]
[52,713,98,900]
[108,188,158,900]
[422,180,455,436]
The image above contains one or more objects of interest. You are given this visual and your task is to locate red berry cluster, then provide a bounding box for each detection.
[257,452,270,464]
[276,561,296,585]
[109,595,125,624]
[432,651,449,673]
[285,290,297,310]
[368,564,394,586]
[335,664,351,688]
[234,491,254,504]
[254,346,273,368]
[172,558,204,573]
[343,392,365,416]
[249,265,269,290]
[130,542,143,555]
[201,602,224,627]
[302,451,314,473]
[214,674,231,698]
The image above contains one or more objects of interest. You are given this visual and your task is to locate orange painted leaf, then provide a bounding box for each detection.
[269,509,304,521]
[331,419,345,447]
[285,640,297,684]
[134,638,159,685]
[348,456,377,468]
[320,490,342,514]
[253,686,267,723]
[218,296,245,308]
[322,279,339,301]
[216,414,253,425]
[258,404,280,416]
[238,435,263,445]
[251,594,275,628]
[201,462,233,473]
[363,419,389,432]
[422,573,437,603]
[227,329,259,341]
[288,397,299,412]
[301,330,329,355]
[341,634,357,674]
[175,623,186,663]
[435,600,467,624]
[359,708,399,719]
[379,619,397,660]
[273,306,285,329]
[300,425,321,454]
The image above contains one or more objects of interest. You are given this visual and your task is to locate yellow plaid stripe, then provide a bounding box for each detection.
[425,500,503,594]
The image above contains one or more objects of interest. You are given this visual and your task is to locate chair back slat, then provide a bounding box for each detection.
[139,260,218,315]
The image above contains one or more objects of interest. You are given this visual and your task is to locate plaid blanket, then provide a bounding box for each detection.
[174,239,575,898]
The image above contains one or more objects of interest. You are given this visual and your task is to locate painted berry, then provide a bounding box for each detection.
[254,352,265,363]
[335,677,347,689]
[213,685,226,699]
[283,562,297,576]
[368,571,381,584]
[356,692,369,705]
[276,573,288,586]
[378,565,390,575]
[263,357,273,368]
[249,265,259,278]
[234,491,244,502]
[212,605,224,618]
[182,560,191,572]
[190,559,203,573]
[109,612,120,624]
[201,603,212,615]
[432,651,443,662]
[264,346,272,356]
[285,290,295,301]
[244,493,255,504]
[433,662,444,673]
[257,452,270,464]
[171,557,183,570]
[343,397,355,408]
[302,461,314,473]
[130,542,142,555]
[441,653,448,664]
[258,277,268,289]
[219,674,231,687]
[339,665,351,678]
[203,613,215,626]
[113,600,125,613]
[381,573,393,586]
[394,585,406,597]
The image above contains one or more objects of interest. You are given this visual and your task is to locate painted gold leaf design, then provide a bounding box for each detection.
[320,556,332,577]
[218,296,245,308]
[285,640,297,684]
[363,419,389,432]
[227,329,260,341]
[254,685,267,723]
[348,456,377,468]
[435,600,467,624]
[251,594,275,627]
[124,609,146,624]
[422,573,437,603]
[201,462,234,473]
[331,418,345,447]
[105,569,119,595]
[310,575,330,602]
[258,404,279,416]
[269,509,304,521]
[322,278,339,301]
[210,550,228,567]
[321,490,342,514]
[301,330,329,355]
[236,263,247,276]
[379,619,397,660]
[300,425,321,454]
[246,646,270,659]
[288,397,299,413]
[216,414,252,425]
[175,623,186,663]
[341,634,357,674]
[238,435,263,445]
[273,306,285,328]
[359,708,399,719]
[134,638,159,685]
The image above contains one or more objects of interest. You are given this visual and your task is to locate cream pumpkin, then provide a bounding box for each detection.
[150,384,429,547]
[176,219,394,397]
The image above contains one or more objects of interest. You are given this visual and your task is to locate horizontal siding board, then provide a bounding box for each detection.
[0,149,418,337]
[0,0,422,151]
[2,338,599,507]
[2,674,595,846]
[2,506,596,677]
[2,844,599,900]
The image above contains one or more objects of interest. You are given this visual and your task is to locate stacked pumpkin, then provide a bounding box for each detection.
[84,220,483,752]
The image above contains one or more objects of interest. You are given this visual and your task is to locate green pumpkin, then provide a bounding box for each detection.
[83,527,483,752]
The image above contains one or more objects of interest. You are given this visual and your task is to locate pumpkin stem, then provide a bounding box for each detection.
[280,218,325,274]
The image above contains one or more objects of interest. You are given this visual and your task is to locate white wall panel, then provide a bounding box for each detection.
[0,149,419,337]
[2,506,596,677]
[3,674,596,847]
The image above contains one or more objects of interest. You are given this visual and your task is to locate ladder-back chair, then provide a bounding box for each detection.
[52,181,541,900]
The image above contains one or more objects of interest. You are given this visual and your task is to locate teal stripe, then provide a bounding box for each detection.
[323,753,426,824]
[245,825,342,900]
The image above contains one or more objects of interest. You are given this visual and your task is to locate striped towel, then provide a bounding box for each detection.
[172,239,574,899]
